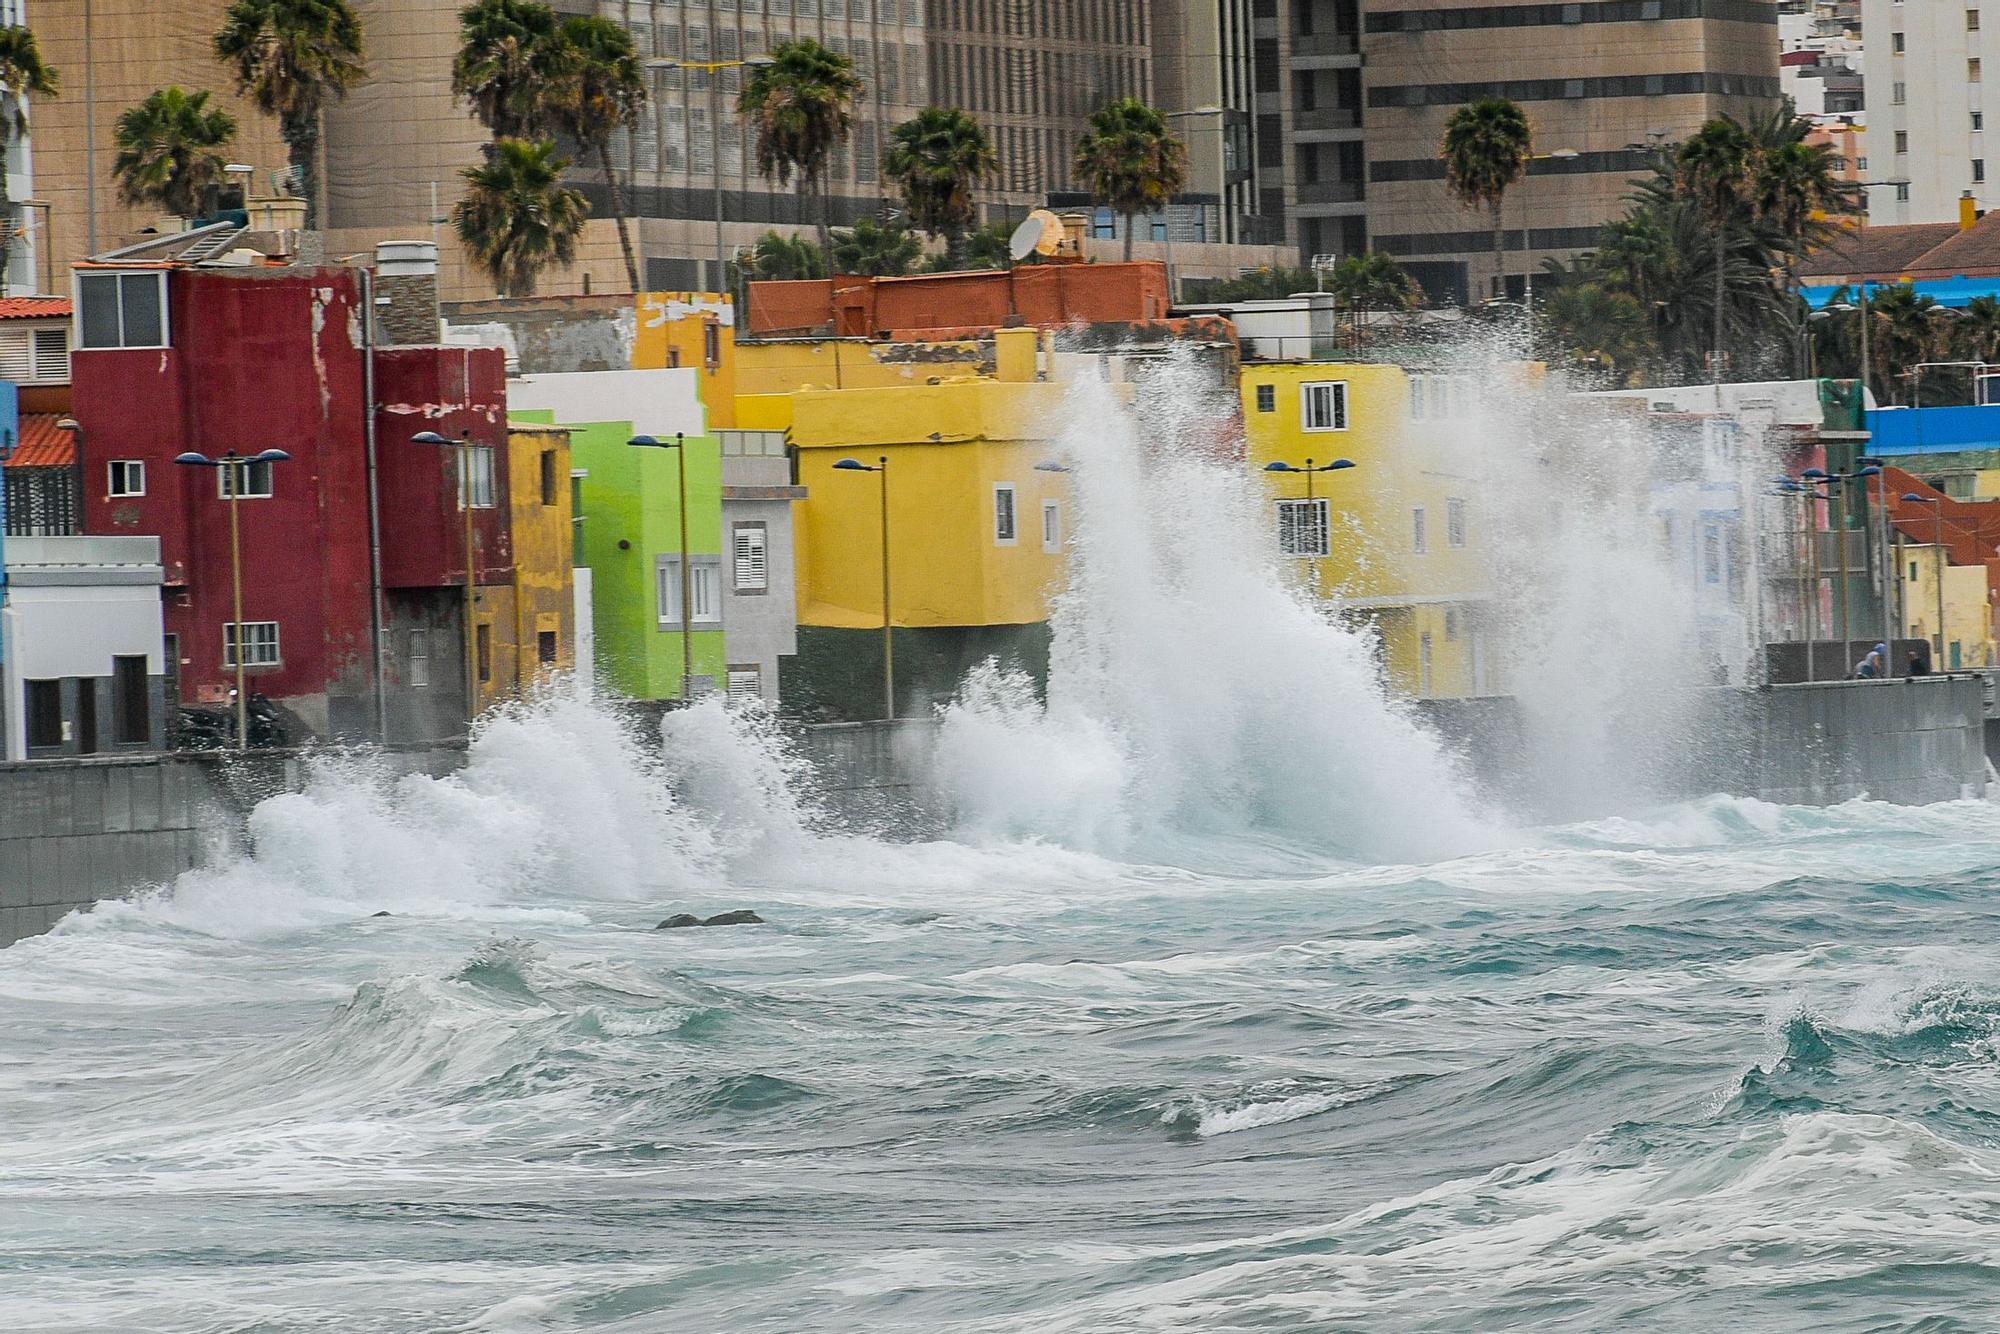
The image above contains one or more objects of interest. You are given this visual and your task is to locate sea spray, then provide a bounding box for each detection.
[657,696,823,855]
[935,359,1494,862]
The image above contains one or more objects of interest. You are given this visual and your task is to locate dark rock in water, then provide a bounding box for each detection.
[370,911,394,918]
[656,914,703,929]
[702,910,765,927]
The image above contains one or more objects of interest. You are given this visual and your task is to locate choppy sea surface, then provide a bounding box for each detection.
[4,701,2000,1332]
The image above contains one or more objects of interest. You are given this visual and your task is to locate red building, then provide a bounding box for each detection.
[71,249,513,741]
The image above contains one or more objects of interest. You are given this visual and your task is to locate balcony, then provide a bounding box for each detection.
[1295,180,1365,205]
[1289,32,1361,64]
[1291,108,1363,134]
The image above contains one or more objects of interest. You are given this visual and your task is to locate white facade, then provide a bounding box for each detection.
[718,431,802,705]
[1863,0,1995,223]
[1,535,166,759]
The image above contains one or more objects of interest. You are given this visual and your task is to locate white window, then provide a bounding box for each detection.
[1042,500,1062,553]
[222,621,280,668]
[1412,506,1428,554]
[0,326,70,383]
[732,523,769,592]
[1301,380,1348,431]
[1447,498,1467,548]
[76,271,168,349]
[408,629,430,687]
[726,665,763,703]
[458,445,496,509]
[993,483,1018,544]
[1410,376,1427,420]
[657,555,723,627]
[219,459,275,499]
[107,460,145,497]
[1277,498,1330,557]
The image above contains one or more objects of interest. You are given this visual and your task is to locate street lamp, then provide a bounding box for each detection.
[1519,150,1580,311]
[833,456,893,721]
[1903,491,1950,666]
[648,54,777,293]
[629,433,696,702]
[1854,177,1914,402]
[1799,306,1838,379]
[173,447,292,749]
[1771,476,1820,677]
[412,429,484,723]
[1263,456,1356,502]
[1803,464,1886,673]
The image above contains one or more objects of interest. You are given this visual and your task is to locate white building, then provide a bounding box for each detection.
[1863,0,1995,224]
[1,535,166,760]
[716,428,802,705]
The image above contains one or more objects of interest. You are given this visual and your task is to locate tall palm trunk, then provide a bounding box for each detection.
[1712,223,1727,383]
[285,109,320,230]
[1490,198,1505,302]
[811,170,832,267]
[0,125,15,292]
[596,141,639,292]
[1123,211,1135,261]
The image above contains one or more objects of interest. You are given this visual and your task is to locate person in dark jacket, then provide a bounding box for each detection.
[1908,646,1933,676]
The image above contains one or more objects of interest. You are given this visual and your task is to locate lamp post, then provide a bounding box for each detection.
[172,448,292,749]
[1520,149,1580,314]
[629,434,696,702]
[1772,477,1818,679]
[647,55,776,293]
[411,430,483,723]
[1800,305,1840,380]
[1903,491,1950,667]
[1264,457,1356,595]
[833,456,893,720]
[1854,178,1913,404]
[1162,106,1228,303]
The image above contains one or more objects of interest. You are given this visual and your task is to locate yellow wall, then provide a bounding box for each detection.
[632,292,736,426]
[788,371,1092,630]
[479,424,577,711]
[735,337,994,396]
[1901,544,1995,668]
[1240,361,1494,698]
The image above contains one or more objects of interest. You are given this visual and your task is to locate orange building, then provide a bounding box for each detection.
[746,262,1173,339]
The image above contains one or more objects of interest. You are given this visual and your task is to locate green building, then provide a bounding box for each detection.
[509,372,724,699]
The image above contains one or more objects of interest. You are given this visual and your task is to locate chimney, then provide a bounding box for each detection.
[374,240,441,345]
[1962,190,1980,231]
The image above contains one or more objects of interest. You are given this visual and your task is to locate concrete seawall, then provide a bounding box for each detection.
[0,681,1987,947]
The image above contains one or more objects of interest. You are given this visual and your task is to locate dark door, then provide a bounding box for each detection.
[75,679,99,755]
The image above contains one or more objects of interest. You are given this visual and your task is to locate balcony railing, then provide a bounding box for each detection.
[1291,108,1362,132]
[1290,33,1360,58]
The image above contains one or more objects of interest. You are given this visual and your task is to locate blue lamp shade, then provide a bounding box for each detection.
[832,458,873,471]
[1033,460,1070,473]
[1855,465,1882,477]
[1263,461,1298,473]
[410,430,451,446]
[1801,467,1828,479]
[1327,458,1356,470]
[173,451,213,466]
[1902,492,1929,503]
[254,448,292,464]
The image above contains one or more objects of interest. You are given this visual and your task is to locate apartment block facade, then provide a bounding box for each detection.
[1862,0,1996,225]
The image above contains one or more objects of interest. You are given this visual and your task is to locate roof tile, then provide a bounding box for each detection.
[7,413,74,468]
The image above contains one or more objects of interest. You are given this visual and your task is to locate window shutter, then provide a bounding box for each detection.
[733,526,768,590]
[727,667,762,703]
[33,327,69,382]
[0,328,32,381]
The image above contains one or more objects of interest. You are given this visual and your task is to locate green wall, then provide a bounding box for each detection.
[513,410,724,700]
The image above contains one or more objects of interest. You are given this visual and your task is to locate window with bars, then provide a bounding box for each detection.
[732,523,769,592]
[223,621,281,669]
[408,630,430,687]
[1447,498,1467,548]
[1276,498,1329,557]
[727,665,763,703]
[1042,500,1061,553]
[658,555,724,627]
[993,484,1017,544]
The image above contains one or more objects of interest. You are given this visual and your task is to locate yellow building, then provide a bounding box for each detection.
[1240,361,1495,698]
[751,327,1095,718]
[1900,543,1994,670]
[474,424,577,711]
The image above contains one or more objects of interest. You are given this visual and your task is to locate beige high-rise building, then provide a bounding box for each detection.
[1355,0,1783,303]
[32,1,293,279]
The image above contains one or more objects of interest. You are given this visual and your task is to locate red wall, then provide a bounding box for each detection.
[745,262,1172,337]
[374,345,511,590]
[73,266,496,713]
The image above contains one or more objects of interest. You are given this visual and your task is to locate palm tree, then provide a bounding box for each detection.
[454,136,588,297]
[1868,284,1942,404]
[1675,117,1756,381]
[0,26,56,288]
[738,39,863,263]
[1328,251,1415,335]
[959,221,1013,270]
[1073,97,1188,261]
[113,87,239,221]
[548,15,644,292]
[213,0,366,230]
[831,217,921,276]
[743,230,827,281]
[884,107,996,265]
[1440,98,1532,302]
[1954,294,2000,364]
[454,0,563,144]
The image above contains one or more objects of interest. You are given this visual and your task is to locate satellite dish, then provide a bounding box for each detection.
[1009,209,1065,261]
